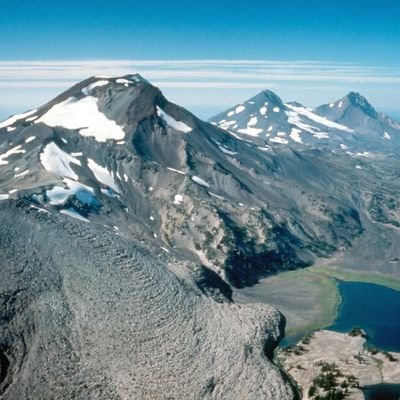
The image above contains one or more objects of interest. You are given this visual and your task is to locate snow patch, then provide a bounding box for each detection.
[218,145,237,155]
[226,130,244,141]
[313,132,330,139]
[174,194,183,204]
[383,132,391,140]
[46,178,95,205]
[235,105,245,114]
[290,128,303,143]
[0,145,26,165]
[270,137,288,144]
[87,158,120,193]
[36,96,125,142]
[156,106,192,133]
[355,152,370,158]
[286,110,321,134]
[30,205,50,214]
[167,167,186,175]
[15,169,29,178]
[40,142,81,180]
[248,116,258,126]
[192,176,210,187]
[25,136,36,143]
[273,107,280,113]
[286,104,353,132]
[0,109,37,129]
[208,191,224,200]
[0,194,9,200]
[60,208,90,223]
[116,78,131,85]
[101,188,120,199]
[82,80,109,95]
[238,127,263,137]
[260,106,267,116]
[219,120,237,130]
[227,110,235,117]
[257,146,271,151]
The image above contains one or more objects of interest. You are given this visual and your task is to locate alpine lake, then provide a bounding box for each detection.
[234,265,400,399]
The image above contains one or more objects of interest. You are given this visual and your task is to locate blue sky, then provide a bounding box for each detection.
[1,0,399,119]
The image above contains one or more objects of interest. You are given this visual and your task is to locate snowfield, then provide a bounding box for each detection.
[40,142,81,180]
[157,106,192,133]
[36,96,125,142]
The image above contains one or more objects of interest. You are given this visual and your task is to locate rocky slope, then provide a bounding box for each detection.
[0,75,299,399]
[0,201,292,399]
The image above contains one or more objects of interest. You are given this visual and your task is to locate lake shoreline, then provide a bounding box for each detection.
[235,265,400,349]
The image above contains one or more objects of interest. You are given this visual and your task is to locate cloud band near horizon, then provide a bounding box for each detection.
[0,60,399,120]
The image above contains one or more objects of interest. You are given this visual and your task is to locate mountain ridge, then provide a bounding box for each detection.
[209,88,399,151]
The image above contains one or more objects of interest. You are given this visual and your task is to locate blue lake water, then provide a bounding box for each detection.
[362,383,400,400]
[328,281,400,352]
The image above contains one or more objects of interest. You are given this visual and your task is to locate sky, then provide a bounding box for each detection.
[1,0,399,120]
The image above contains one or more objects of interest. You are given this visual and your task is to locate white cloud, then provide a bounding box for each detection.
[0,59,399,84]
[0,59,399,120]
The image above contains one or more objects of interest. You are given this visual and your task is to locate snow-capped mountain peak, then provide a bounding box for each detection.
[209,89,354,145]
[0,74,200,225]
[0,74,197,144]
[0,75,149,138]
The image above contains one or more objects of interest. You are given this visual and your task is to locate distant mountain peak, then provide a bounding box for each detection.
[251,89,285,107]
[346,91,367,104]
[345,92,378,118]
